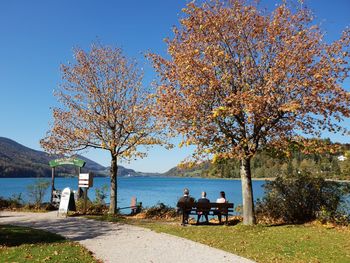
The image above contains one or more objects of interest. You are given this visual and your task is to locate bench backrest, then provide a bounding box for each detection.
[208,202,234,208]
[177,201,234,211]
[209,202,234,213]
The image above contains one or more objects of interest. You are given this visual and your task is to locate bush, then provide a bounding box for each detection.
[26,179,50,207]
[75,199,109,215]
[94,184,109,205]
[256,173,350,224]
[0,194,23,209]
[144,203,178,219]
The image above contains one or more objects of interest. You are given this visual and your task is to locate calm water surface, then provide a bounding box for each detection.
[0,177,266,210]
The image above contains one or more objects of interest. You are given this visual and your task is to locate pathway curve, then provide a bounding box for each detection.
[0,211,255,263]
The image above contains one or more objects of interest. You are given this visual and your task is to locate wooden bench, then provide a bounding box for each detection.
[177,201,234,225]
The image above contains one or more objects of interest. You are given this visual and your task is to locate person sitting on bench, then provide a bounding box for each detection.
[215,191,226,223]
[196,191,210,224]
[176,188,195,225]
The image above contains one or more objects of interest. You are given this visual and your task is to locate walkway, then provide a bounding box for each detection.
[0,211,255,263]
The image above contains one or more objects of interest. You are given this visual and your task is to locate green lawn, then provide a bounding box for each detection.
[142,222,350,263]
[0,225,98,263]
[88,215,350,263]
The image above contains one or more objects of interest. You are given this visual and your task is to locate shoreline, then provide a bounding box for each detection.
[0,176,348,182]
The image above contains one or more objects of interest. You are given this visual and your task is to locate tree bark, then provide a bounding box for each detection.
[240,157,256,225]
[109,154,118,214]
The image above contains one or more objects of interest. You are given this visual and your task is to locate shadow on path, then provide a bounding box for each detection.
[0,211,121,242]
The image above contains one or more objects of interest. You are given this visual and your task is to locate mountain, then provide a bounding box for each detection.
[0,137,142,178]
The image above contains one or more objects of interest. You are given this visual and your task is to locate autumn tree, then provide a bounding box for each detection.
[41,44,161,214]
[149,0,350,224]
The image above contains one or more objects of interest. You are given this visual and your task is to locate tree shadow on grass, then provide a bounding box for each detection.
[263,221,308,227]
[192,217,241,226]
[226,218,241,226]
[0,224,65,247]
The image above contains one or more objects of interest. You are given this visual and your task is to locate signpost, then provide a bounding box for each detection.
[58,187,76,216]
[78,173,93,188]
[79,173,93,214]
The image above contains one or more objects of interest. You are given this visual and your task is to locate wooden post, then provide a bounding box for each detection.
[130,197,137,215]
[78,167,83,199]
[83,188,88,214]
[51,167,55,203]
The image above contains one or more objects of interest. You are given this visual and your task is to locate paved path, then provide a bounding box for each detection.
[0,211,255,263]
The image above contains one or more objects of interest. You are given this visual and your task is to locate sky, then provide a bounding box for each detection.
[0,0,349,173]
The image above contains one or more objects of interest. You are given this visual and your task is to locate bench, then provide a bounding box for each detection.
[177,202,234,225]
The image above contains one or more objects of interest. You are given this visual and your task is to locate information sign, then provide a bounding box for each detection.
[79,173,93,188]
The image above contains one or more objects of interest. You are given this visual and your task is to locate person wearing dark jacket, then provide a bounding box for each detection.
[196,191,210,224]
[176,188,195,225]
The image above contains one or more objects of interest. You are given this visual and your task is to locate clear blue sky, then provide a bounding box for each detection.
[0,0,349,173]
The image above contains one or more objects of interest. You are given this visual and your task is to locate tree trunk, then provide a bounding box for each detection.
[109,154,118,214]
[240,157,256,225]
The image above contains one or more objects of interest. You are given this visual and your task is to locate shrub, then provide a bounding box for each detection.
[144,203,178,219]
[0,194,23,209]
[75,199,109,215]
[26,179,50,207]
[256,173,350,224]
[94,184,109,205]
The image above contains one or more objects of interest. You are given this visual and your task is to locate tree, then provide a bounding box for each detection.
[339,150,350,178]
[41,44,162,214]
[149,0,350,224]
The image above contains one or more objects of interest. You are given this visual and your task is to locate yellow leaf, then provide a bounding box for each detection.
[212,154,219,164]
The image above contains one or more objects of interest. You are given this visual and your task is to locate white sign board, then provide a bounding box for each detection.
[58,187,71,215]
[79,173,93,188]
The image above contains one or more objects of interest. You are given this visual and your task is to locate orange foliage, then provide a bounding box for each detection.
[41,44,162,160]
[149,0,350,161]
[41,44,165,213]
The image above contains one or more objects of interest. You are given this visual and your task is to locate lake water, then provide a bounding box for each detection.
[0,177,266,211]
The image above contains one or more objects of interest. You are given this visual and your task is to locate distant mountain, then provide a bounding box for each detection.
[0,137,143,178]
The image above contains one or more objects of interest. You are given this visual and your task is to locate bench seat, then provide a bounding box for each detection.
[177,202,234,225]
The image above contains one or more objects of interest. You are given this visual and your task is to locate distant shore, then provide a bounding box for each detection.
[0,175,349,183]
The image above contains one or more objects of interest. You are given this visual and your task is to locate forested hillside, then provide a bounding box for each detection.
[166,142,350,180]
[2,136,349,179]
[0,137,137,177]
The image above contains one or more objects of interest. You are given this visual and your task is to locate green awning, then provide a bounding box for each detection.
[49,158,86,168]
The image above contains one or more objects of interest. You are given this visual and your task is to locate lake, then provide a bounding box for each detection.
[0,176,266,211]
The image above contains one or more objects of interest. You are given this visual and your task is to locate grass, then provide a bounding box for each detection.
[0,225,98,263]
[88,214,350,263]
